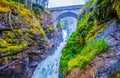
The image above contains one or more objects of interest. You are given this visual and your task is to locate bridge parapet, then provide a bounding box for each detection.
[49,5,83,26]
[49,5,83,11]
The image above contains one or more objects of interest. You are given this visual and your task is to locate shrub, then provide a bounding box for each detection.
[68,39,108,71]
[112,70,120,78]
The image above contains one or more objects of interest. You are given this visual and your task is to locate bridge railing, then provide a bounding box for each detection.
[49,5,83,11]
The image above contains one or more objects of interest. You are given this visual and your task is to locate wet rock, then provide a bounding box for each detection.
[96,55,120,78]
[28,50,41,54]
[28,61,39,68]
[40,53,47,59]
[108,40,119,47]
[117,44,120,52]
[34,34,42,40]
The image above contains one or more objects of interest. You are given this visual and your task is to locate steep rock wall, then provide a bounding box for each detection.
[0,0,63,78]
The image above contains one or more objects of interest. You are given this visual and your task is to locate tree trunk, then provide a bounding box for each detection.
[9,11,14,31]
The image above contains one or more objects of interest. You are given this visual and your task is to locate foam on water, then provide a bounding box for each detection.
[32,17,77,78]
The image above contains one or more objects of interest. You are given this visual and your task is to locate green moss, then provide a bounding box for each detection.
[0,39,8,48]
[85,23,108,43]
[47,25,55,32]
[0,0,47,58]
[0,38,28,55]
[0,0,11,13]
[68,39,108,71]
[113,0,120,19]
[0,0,46,37]
[0,28,39,56]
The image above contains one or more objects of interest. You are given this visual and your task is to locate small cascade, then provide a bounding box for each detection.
[32,17,77,78]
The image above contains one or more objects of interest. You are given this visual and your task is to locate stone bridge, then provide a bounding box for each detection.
[49,5,83,26]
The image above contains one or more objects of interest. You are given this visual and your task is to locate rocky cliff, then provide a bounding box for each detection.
[60,0,120,78]
[0,0,63,78]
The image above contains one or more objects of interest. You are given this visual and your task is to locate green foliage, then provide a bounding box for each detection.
[94,0,116,23]
[60,32,84,75]
[77,11,94,42]
[60,39,108,75]
[60,0,120,76]
[68,39,108,71]
[112,70,120,78]
[57,20,65,29]
[77,0,120,43]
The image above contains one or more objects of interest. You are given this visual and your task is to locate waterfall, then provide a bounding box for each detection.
[32,17,77,78]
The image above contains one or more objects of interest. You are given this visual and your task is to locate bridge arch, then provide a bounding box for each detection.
[55,12,78,26]
[49,5,83,27]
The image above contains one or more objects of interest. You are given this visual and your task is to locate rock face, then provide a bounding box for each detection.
[66,20,120,78]
[94,20,120,78]
[0,29,63,78]
[0,3,63,78]
[95,20,120,52]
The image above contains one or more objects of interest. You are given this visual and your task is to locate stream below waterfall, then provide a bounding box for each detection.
[32,17,77,78]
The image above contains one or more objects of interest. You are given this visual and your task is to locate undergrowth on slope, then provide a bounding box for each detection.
[60,32,83,74]
[60,39,108,75]
[60,0,120,75]
[68,39,108,71]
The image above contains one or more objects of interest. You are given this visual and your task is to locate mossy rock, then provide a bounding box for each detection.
[0,0,48,59]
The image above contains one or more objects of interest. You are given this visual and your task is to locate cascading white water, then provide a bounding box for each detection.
[32,17,77,78]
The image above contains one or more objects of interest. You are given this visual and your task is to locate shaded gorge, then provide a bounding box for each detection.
[32,17,77,78]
